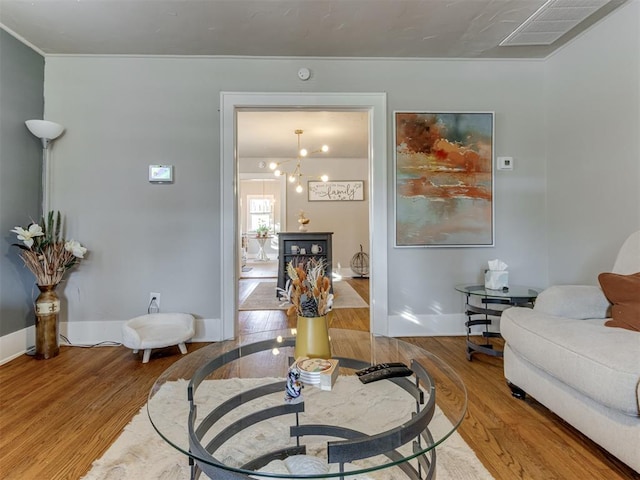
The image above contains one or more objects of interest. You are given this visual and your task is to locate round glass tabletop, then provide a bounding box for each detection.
[455,284,541,299]
[148,328,467,479]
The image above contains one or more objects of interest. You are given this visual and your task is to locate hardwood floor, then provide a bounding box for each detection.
[0,278,637,479]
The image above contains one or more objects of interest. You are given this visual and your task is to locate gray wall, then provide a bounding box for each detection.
[43,55,547,331]
[0,29,44,336]
[546,0,640,284]
[2,0,637,340]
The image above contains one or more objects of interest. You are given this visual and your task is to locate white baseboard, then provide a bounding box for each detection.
[2,314,496,363]
[1,317,223,363]
[61,318,223,345]
[60,320,125,345]
[0,326,35,365]
[191,318,222,342]
[387,313,500,337]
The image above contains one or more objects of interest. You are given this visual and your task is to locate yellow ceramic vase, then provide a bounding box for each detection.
[295,315,331,359]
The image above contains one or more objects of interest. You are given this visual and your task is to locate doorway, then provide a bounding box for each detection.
[220,92,388,340]
[237,110,370,281]
[238,173,285,279]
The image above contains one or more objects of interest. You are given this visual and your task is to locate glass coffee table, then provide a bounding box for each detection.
[148,328,467,479]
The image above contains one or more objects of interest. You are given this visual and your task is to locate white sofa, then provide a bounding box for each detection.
[501,232,640,472]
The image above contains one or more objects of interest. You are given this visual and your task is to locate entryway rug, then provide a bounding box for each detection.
[239,281,368,311]
[241,260,278,278]
[82,376,494,480]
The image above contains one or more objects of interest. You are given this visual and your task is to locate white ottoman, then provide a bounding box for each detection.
[122,313,195,363]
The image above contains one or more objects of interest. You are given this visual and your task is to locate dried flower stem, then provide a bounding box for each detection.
[11,211,85,287]
[278,258,333,317]
[18,243,78,286]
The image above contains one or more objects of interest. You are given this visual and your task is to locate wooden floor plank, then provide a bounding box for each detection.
[0,278,637,479]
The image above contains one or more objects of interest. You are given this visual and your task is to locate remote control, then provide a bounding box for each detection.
[358,366,413,384]
[355,362,408,377]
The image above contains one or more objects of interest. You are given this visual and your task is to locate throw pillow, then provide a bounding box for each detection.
[598,272,640,332]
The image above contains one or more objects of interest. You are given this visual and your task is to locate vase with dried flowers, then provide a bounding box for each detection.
[10,211,87,359]
[278,258,333,359]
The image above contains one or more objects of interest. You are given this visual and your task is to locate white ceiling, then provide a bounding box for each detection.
[0,0,628,160]
[238,110,369,159]
[0,0,628,58]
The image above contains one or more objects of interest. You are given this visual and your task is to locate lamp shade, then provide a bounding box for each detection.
[25,120,64,141]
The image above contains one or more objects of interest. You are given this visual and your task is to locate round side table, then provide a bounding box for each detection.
[455,284,541,361]
[255,235,272,261]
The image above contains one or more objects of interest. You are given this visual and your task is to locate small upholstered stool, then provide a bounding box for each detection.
[122,313,195,363]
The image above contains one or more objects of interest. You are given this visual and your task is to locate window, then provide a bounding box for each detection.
[247,195,274,232]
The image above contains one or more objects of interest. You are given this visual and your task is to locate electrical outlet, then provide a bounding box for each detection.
[149,292,161,310]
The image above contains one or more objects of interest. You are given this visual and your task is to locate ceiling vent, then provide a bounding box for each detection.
[500,0,610,46]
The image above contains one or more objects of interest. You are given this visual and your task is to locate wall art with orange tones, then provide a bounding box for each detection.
[394,112,494,247]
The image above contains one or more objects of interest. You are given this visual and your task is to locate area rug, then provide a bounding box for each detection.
[239,281,368,311]
[241,260,278,279]
[82,376,494,480]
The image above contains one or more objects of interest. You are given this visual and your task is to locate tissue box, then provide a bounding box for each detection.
[485,270,508,290]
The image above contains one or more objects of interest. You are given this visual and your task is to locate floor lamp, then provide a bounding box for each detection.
[25,120,65,215]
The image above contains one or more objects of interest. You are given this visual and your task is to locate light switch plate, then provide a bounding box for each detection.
[497,157,514,170]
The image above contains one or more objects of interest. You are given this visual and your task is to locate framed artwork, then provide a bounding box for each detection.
[308,180,364,201]
[394,111,494,247]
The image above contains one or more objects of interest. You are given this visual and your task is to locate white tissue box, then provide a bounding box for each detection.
[485,270,508,290]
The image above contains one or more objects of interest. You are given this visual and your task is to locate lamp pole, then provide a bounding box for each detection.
[25,120,65,216]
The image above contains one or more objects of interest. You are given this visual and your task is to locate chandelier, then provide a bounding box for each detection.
[269,129,329,193]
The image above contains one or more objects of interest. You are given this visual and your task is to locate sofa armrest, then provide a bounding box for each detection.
[533,285,611,319]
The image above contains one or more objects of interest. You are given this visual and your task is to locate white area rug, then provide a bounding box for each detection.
[240,281,368,311]
[82,376,493,480]
[241,260,278,279]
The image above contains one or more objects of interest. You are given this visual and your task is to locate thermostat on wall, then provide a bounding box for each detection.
[149,165,173,183]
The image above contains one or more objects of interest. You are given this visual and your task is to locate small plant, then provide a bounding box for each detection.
[255,222,270,238]
[278,258,333,317]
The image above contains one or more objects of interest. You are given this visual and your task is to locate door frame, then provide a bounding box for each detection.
[220,92,388,340]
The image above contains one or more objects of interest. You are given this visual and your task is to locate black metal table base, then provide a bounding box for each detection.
[456,284,540,361]
[464,297,535,361]
[186,339,439,479]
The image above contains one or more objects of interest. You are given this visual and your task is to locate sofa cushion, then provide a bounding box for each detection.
[533,285,610,319]
[598,272,640,332]
[501,307,640,416]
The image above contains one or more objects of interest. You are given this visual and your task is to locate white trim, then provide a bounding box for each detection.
[39,53,547,62]
[0,24,46,56]
[221,92,388,338]
[0,319,220,364]
[190,318,223,342]
[61,318,221,345]
[0,326,35,365]
[387,313,499,337]
[61,320,124,345]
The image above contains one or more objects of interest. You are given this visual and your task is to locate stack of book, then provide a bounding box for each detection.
[295,357,339,391]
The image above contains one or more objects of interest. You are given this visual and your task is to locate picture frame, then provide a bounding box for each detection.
[394,111,494,247]
[308,180,364,201]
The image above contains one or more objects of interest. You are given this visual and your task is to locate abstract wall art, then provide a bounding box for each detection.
[394,112,494,247]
